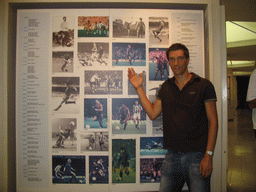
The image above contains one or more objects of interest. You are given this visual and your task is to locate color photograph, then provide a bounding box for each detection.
[84,98,108,129]
[78,16,109,37]
[112,43,146,66]
[140,137,167,156]
[149,48,170,81]
[52,155,85,184]
[112,98,146,135]
[112,139,136,183]
[89,156,109,184]
[140,158,163,183]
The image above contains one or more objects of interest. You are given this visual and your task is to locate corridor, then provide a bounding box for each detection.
[227,109,256,191]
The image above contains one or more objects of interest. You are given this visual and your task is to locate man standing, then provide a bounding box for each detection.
[63,159,77,183]
[119,104,130,130]
[133,100,143,129]
[136,18,145,38]
[59,16,69,46]
[128,43,218,191]
[247,69,256,139]
[94,100,104,128]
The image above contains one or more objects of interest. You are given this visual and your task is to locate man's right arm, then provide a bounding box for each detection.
[128,68,162,120]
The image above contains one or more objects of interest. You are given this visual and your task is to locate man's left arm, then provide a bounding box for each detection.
[200,100,218,177]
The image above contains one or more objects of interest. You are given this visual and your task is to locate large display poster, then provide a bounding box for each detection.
[16,8,204,192]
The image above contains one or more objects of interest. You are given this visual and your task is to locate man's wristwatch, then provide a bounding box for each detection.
[206,151,213,156]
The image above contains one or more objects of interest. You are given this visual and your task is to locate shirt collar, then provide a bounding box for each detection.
[168,73,200,86]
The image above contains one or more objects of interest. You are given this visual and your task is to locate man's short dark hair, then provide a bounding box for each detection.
[166,43,189,60]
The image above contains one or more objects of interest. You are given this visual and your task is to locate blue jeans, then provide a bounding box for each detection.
[159,150,211,192]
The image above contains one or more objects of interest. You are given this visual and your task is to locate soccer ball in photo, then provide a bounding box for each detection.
[86,124,90,129]
[116,177,122,181]
[92,177,97,181]
[115,126,120,130]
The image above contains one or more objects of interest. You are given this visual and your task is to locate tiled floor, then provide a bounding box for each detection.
[227,109,256,192]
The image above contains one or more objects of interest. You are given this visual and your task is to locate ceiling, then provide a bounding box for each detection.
[221,0,256,75]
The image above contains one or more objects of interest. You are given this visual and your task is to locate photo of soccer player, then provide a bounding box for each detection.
[112,43,146,66]
[84,98,107,129]
[84,70,123,95]
[52,16,74,48]
[148,82,163,135]
[113,17,145,38]
[78,16,109,37]
[149,48,170,81]
[149,17,169,45]
[140,137,167,156]
[51,77,79,113]
[52,118,77,152]
[140,158,164,183]
[89,156,109,184]
[52,155,85,184]
[78,42,109,67]
[112,98,146,134]
[80,131,109,152]
[52,51,74,73]
[112,139,136,183]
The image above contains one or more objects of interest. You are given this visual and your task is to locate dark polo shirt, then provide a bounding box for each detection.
[157,73,217,152]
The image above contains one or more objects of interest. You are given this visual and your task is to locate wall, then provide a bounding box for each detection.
[0,0,227,192]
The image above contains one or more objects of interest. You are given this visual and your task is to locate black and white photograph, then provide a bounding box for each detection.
[113,17,146,38]
[78,42,109,67]
[89,156,109,184]
[52,77,80,113]
[52,155,85,184]
[80,131,109,152]
[52,118,77,152]
[140,158,163,183]
[84,98,108,129]
[112,43,146,67]
[52,16,74,48]
[84,70,123,95]
[112,98,146,135]
[52,51,74,73]
[78,16,109,37]
[148,82,163,135]
[149,17,169,45]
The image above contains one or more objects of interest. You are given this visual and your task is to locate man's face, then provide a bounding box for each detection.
[168,49,189,76]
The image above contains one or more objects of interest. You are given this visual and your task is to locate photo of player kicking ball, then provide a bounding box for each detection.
[112,139,136,183]
[112,98,146,135]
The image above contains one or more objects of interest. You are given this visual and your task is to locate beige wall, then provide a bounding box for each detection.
[0,0,227,191]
